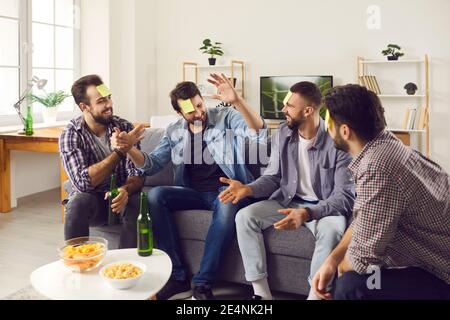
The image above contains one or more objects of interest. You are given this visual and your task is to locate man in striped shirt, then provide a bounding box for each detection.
[313,84,450,300]
[60,75,145,248]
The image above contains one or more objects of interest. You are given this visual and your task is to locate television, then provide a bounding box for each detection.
[260,75,333,120]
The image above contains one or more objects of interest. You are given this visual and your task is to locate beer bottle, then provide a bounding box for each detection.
[108,173,121,225]
[25,106,33,136]
[137,192,153,257]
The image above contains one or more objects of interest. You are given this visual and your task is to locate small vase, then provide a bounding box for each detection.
[43,107,58,124]
[208,58,216,66]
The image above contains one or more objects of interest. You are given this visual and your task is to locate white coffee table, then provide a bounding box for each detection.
[30,249,172,300]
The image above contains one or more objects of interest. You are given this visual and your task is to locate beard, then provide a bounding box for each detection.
[333,130,350,153]
[91,109,113,126]
[286,113,307,131]
[187,112,207,126]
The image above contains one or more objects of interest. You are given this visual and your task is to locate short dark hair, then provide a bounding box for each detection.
[324,84,386,142]
[71,74,104,107]
[170,82,202,112]
[290,81,322,108]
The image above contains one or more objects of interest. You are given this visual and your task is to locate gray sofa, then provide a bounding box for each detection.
[88,128,315,296]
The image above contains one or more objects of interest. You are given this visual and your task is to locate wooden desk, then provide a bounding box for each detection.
[0,123,149,222]
[0,127,68,221]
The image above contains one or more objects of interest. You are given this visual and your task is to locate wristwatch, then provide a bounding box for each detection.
[113,148,126,160]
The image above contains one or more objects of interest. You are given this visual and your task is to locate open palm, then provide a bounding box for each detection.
[207,73,239,105]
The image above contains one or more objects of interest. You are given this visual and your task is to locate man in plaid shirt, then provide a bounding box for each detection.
[312,84,449,300]
[60,75,144,248]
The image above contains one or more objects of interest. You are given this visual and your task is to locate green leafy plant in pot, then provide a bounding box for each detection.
[382,44,405,61]
[200,39,224,65]
[28,90,71,124]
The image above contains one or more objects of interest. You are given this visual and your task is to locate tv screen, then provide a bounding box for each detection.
[260,75,333,120]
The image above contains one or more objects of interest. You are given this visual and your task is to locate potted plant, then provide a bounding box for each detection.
[382,44,405,61]
[199,39,224,65]
[28,90,71,124]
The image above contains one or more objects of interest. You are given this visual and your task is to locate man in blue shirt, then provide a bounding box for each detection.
[111,74,265,300]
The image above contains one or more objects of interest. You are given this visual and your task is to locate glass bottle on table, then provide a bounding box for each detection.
[137,191,153,257]
[108,173,121,225]
[25,105,33,136]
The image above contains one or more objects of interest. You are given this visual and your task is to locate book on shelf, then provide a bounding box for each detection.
[371,76,382,95]
[415,106,427,130]
[359,75,381,95]
[402,108,411,130]
[402,107,427,130]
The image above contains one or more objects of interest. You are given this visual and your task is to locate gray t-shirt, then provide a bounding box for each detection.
[90,131,113,190]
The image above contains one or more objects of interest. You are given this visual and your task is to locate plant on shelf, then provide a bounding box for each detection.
[28,90,71,124]
[199,39,224,66]
[381,44,405,61]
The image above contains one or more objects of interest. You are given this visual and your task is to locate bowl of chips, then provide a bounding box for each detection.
[100,261,146,290]
[58,237,108,273]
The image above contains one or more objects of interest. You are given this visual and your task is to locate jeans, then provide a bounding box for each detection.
[64,192,140,249]
[147,186,253,286]
[334,267,450,300]
[235,199,347,287]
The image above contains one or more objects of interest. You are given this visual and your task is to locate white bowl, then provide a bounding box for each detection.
[99,261,147,290]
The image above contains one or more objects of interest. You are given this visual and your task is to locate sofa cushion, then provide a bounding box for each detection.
[173,209,315,260]
[140,128,175,187]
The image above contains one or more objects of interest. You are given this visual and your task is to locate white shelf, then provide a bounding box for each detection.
[388,128,426,133]
[184,65,235,69]
[378,94,426,98]
[361,59,425,64]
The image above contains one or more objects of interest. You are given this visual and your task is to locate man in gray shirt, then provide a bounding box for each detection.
[219,82,355,300]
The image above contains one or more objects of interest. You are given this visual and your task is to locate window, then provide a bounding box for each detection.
[0,0,21,117]
[0,0,80,126]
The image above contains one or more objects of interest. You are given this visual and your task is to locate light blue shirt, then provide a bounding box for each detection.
[138,107,266,187]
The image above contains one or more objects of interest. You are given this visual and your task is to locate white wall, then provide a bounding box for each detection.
[11,0,449,206]
[151,0,450,171]
[80,0,110,83]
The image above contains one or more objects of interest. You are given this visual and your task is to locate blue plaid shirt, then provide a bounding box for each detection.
[59,116,143,196]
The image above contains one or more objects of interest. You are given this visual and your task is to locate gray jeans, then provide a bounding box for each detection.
[235,199,346,286]
[64,192,140,249]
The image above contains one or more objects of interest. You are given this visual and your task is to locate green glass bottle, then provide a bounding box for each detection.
[137,192,153,257]
[25,106,33,136]
[108,173,121,225]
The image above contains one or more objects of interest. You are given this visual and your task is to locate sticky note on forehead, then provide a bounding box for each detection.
[97,84,112,97]
[283,91,293,105]
[325,109,333,131]
[179,99,195,113]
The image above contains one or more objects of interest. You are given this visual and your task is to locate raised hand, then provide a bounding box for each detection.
[218,177,253,204]
[207,73,240,105]
[111,124,145,153]
[273,208,310,231]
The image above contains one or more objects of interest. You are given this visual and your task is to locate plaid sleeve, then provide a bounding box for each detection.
[120,121,145,178]
[347,165,406,274]
[59,127,95,193]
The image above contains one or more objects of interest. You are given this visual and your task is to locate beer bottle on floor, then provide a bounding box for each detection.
[137,192,153,257]
[108,173,121,225]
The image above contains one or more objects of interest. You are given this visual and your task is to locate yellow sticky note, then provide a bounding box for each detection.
[325,109,334,132]
[179,99,195,114]
[283,91,293,106]
[97,84,112,97]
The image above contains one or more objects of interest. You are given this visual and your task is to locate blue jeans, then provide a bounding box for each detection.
[147,186,253,286]
[236,199,346,288]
